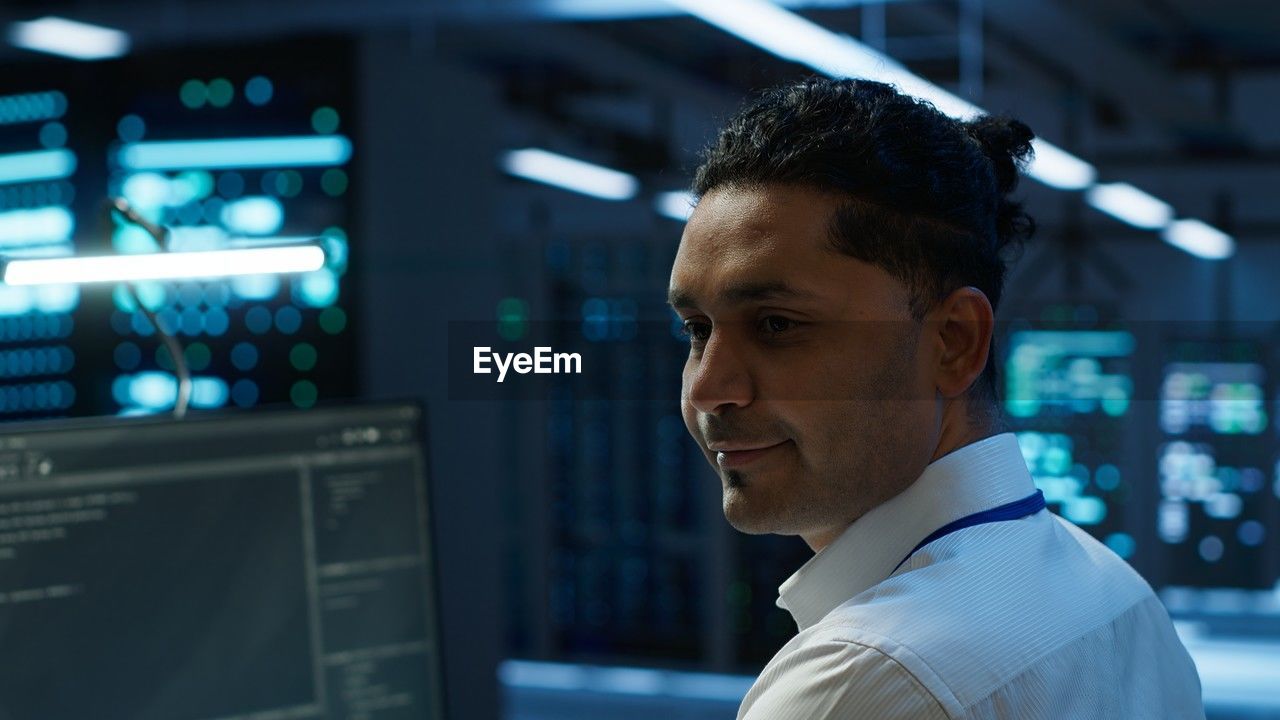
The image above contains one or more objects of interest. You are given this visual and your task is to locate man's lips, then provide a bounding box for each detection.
[709,440,788,469]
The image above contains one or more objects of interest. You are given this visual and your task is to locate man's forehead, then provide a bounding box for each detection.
[668,234,843,311]
[680,187,834,255]
[669,188,844,309]
[668,186,917,318]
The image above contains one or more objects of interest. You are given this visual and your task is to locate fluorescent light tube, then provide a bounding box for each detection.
[3,245,326,285]
[501,148,639,201]
[1025,139,1096,190]
[118,136,352,171]
[655,191,696,221]
[8,17,130,61]
[668,0,1228,260]
[664,0,891,78]
[1161,219,1235,260]
[665,0,982,119]
[0,149,76,185]
[664,0,1098,188]
[1085,182,1173,230]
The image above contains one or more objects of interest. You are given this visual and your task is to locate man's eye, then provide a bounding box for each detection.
[680,320,711,343]
[760,316,796,335]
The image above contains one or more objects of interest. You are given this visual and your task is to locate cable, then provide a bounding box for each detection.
[105,198,192,420]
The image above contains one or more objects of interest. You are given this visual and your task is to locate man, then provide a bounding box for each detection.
[667,77,1204,719]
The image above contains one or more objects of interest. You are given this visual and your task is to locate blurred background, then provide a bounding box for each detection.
[0,0,1277,718]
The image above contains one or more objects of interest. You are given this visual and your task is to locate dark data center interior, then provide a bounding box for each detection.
[0,1,1277,719]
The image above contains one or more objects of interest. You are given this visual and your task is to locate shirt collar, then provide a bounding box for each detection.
[776,432,1036,631]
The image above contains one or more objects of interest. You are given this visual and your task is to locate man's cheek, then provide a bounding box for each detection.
[679,392,698,438]
[679,369,697,422]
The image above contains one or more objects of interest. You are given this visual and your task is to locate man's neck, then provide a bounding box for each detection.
[931,395,1007,462]
[930,418,1003,464]
[802,409,1005,553]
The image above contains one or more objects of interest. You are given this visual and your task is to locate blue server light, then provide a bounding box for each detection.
[229,342,258,371]
[220,196,285,235]
[230,378,258,407]
[116,114,145,141]
[118,135,352,171]
[0,91,67,124]
[230,274,281,300]
[0,206,74,246]
[0,149,76,185]
[38,122,67,148]
[244,76,273,106]
[111,371,228,411]
[295,269,339,308]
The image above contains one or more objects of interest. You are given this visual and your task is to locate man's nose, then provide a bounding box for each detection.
[684,328,754,415]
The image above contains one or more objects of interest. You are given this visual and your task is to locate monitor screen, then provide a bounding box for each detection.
[1000,308,1136,557]
[1157,340,1275,590]
[0,401,444,720]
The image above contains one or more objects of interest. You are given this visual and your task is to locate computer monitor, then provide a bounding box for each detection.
[1157,340,1275,590]
[1000,311,1137,556]
[0,401,445,720]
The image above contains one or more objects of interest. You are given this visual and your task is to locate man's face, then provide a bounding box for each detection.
[668,184,941,549]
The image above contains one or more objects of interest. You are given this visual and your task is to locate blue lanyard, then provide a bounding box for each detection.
[892,489,1046,574]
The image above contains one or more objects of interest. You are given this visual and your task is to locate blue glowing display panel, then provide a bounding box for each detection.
[1158,340,1278,589]
[0,90,78,417]
[1000,306,1137,559]
[0,38,357,420]
[1161,360,1267,436]
[1005,329,1135,419]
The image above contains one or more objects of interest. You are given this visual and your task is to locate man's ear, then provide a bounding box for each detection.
[931,287,994,399]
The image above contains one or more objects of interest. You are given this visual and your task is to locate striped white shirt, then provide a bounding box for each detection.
[738,433,1205,719]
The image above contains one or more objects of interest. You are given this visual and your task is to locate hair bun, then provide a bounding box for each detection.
[965,116,1034,196]
[964,115,1036,254]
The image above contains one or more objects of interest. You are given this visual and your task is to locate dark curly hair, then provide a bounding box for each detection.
[691,76,1035,404]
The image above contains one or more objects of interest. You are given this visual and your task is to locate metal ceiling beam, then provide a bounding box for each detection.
[977,0,1246,146]
[440,21,735,115]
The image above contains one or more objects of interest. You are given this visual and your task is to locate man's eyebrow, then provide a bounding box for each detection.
[667,281,817,309]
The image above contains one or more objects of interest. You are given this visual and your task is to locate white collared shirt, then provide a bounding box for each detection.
[737,433,1205,720]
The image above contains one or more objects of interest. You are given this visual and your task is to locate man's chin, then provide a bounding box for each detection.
[722,486,783,535]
